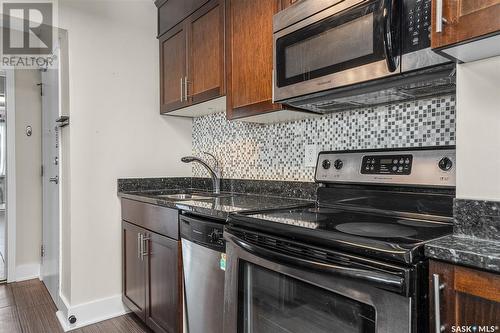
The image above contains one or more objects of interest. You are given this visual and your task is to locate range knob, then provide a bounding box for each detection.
[334,159,343,170]
[322,159,331,169]
[438,157,453,171]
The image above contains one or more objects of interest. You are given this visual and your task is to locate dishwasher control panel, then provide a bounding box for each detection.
[180,215,225,251]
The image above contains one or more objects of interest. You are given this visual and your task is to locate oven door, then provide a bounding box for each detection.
[273,0,400,103]
[223,230,411,333]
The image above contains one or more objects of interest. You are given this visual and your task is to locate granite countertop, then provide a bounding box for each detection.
[425,235,500,273]
[118,188,314,220]
[424,199,500,273]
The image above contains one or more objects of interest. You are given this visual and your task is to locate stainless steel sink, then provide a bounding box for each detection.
[157,194,213,201]
[156,192,232,201]
[191,192,231,198]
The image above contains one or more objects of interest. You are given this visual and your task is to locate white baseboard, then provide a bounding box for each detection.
[15,263,40,282]
[56,293,130,332]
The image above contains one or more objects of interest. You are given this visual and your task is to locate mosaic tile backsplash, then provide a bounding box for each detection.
[192,95,456,181]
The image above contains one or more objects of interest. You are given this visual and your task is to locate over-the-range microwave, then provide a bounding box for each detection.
[273,0,456,113]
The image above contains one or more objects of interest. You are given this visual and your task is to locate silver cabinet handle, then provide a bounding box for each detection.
[141,235,150,260]
[433,274,446,333]
[180,77,184,101]
[435,0,447,33]
[184,76,189,101]
[49,175,59,184]
[137,233,142,259]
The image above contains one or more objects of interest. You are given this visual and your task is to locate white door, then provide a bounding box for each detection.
[41,65,61,308]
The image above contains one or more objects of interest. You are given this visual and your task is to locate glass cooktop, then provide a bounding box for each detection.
[228,205,453,264]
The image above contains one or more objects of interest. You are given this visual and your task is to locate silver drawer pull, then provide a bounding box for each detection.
[433,273,446,333]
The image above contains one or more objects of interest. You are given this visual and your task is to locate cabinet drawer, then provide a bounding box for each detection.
[121,199,179,239]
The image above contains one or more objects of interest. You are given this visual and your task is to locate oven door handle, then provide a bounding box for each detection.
[382,0,399,72]
[229,235,405,293]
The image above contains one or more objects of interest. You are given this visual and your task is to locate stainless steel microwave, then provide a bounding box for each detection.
[273,0,455,113]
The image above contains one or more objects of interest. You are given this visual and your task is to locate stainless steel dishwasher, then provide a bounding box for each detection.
[180,214,225,333]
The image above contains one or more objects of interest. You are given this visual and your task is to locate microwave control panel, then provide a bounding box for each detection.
[402,0,432,54]
[361,155,413,175]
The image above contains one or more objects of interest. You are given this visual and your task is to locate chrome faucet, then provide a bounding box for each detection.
[181,152,221,194]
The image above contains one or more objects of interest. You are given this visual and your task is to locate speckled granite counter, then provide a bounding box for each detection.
[425,199,500,273]
[425,235,500,273]
[118,186,314,220]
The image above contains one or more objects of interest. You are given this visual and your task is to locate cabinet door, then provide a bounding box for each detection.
[122,222,146,321]
[226,0,284,120]
[157,0,210,37]
[145,232,181,333]
[186,0,225,105]
[429,260,500,332]
[431,0,500,49]
[160,23,189,114]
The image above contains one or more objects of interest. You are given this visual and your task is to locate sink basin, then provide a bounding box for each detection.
[156,194,213,201]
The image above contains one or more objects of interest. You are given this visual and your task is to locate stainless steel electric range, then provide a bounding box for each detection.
[223,147,456,333]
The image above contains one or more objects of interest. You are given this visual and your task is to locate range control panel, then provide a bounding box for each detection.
[361,155,413,175]
[315,148,456,187]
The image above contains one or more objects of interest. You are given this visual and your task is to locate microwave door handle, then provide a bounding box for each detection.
[382,0,399,72]
[229,235,405,293]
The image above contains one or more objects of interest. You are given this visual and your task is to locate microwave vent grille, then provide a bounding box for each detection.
[282,64,456,114]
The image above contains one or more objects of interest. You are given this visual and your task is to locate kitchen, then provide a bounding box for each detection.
[0,0,499,333]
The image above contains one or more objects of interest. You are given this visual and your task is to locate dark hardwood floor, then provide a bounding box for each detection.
[0,279,151,333]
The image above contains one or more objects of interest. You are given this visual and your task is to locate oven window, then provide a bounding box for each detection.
[275,1,387,88]
[238,262,376,333]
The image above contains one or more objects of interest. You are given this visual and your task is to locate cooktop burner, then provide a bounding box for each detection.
[335,222,418,238]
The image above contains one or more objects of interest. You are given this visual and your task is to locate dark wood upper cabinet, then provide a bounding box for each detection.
[186,0,225,105]
[429,260,500,332]
[431,0,500,57]
[159,24,188,114]
[225,0,285,120]
[156,0,210,37]
[158,0,225,115]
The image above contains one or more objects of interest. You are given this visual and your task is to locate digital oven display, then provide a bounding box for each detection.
[361,155,413,175]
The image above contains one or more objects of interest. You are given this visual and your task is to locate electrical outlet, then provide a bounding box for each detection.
[304,144,317,167]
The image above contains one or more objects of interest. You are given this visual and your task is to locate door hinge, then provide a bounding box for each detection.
[41,165,44,177]
[41,245,45,258]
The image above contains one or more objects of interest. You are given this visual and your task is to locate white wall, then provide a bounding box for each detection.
[57,0,192,308]
[456,56,500,201]
[14,70,42,278]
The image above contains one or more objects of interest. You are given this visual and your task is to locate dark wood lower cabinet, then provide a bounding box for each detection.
[122,222,146,321]
[429,260,500,333]
[145,232,181,333]
[121,200,182,333]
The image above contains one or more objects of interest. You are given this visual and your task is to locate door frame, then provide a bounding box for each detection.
[5,69,16,283]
